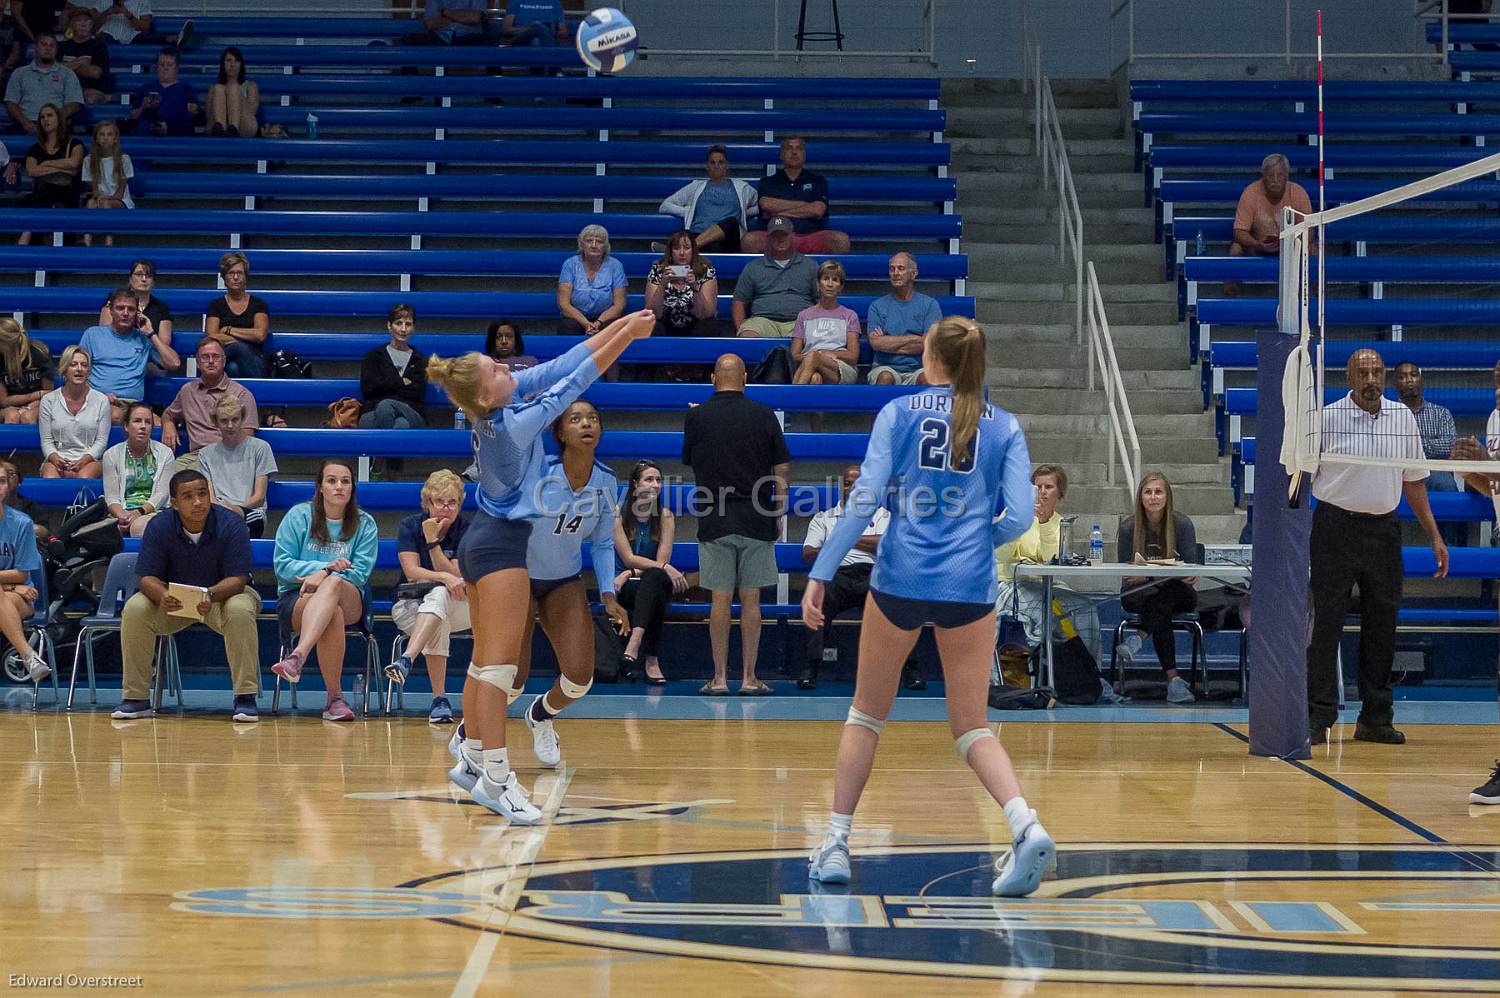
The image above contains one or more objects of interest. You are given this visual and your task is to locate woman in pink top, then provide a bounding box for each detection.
[791,260,861,385]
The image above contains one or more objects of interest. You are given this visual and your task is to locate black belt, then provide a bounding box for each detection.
[1318,501,1396,523]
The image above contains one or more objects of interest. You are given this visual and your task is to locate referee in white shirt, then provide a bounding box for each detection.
[1308,349,1449,747]
[799,465,921,691]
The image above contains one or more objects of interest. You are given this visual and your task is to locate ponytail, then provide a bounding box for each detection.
[930,316,987,466]
[427,352,487,424]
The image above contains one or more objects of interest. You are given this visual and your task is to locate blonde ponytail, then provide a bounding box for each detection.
[426,352,487,424]
[931,316,987,466]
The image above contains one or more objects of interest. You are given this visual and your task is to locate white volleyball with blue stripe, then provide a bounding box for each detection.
[576,7,639,74]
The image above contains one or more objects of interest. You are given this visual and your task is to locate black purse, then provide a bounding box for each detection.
[393,581,439,602]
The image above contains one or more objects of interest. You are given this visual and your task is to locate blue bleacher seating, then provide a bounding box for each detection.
[1211,339,1500,375]
[1131,79,1500,109]
[0,209,961,243]
[111,42,578,69]
[1138,111,1500,143]
[1225,387,1495,417]
[1199,297,1500,333]
[0,137,951,168]
[0,247,966,282]
[139,379,918,413]
[113,173,958,205]
[1,286,974,321]
[0,425,873,461]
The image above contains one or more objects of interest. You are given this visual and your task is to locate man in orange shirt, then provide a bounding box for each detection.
[1230,153,1314,257]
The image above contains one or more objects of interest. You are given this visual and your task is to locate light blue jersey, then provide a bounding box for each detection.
[0,506,41,587]
[526,457,618,592]
[810,387,1035,605]
[471,342,602,521]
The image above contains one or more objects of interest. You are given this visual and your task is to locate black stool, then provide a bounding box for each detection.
[796,0,844,50]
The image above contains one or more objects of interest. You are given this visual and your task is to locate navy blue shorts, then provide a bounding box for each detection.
[276,582,371,646]
[871,589,993,632]
[457,511,532,584]
[530,573,584,602]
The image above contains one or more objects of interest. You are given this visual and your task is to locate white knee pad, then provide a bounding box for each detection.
[467,663,521,704]
[955,727,996,762]
[845,706,885,736]
[559,674,593,699]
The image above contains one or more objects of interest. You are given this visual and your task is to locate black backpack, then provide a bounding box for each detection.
[988,685,1056,710]
[750,346,793,384]
[592,614,625,684]
[269,348,312,379]
[1051,636,1102,705]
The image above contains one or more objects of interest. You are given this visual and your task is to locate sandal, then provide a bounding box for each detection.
[698,681,730,696]
[738,681,774,697]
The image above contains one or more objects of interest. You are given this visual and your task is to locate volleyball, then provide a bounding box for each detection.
[576,7,639,74]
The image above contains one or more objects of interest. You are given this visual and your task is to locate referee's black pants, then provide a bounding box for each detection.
[1306,503,1403,731]
[806,564,871,666]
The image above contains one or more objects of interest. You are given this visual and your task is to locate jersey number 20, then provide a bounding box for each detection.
[917,418,976,473]
[552,513,585,535]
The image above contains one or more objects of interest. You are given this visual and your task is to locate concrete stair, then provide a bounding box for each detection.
[944,77,1242,543]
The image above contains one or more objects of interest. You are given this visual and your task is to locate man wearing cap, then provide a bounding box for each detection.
[732,216,819,339]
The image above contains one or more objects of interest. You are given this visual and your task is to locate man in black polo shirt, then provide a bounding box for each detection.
[683,354,791,696]
[741,135,852,256]
[111,469,260,722]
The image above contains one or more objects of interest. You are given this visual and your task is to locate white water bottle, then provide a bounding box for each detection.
[453,407,466,430]
[1089,524,1104,567]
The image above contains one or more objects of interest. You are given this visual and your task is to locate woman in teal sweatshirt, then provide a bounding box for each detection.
[269,459,379,722]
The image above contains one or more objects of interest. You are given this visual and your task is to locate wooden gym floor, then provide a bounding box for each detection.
[4,703,1499,995]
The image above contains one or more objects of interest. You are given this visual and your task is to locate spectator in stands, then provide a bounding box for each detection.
[97,260,174,373]
[359,303,428,430]
[1115,472,1201,704]
[404,0,501,45]
[3,461,51,541]
[206,46,258,138]
[204,251,268,378]
[501,0,568,47]
[126,46,196,136]
[80,117,130,247]
[557,224,628,336]
[80,286,178,417]
[791,260,860,385]
[76,0,159,45]
[110,468,260,723]
[1,7,23,92]
[0,464,48,683]
[800,464,924,691]
[161,339,256,463]
[732,216,817,338]
[657,144,758,254]
[645,230,719,337]
[1394,360,1464,545]
[4,33,82,132]
[197,393,275,538]
[1231,153,1312,258]
[0,318,50,424]
[58,9,108,104]
[38,345,108,479]
[0,141,17,188]
[102,399,171,537]
[269,459,379,723]
[867,251,942,385]
[15,102,81,246]
[386,468,470,724]
[995,464,1106,684]
[613,459,689,685]
[741,136,851,255]
[484,318,537,371]
[682,354,790,696]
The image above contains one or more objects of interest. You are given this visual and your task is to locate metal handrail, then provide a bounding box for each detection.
[1085,261,1142,494]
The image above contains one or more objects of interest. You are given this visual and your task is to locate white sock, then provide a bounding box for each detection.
[826,811,853,843]
[481,747,510,783]
[1002,796,1034,842]
[463,737,483,763]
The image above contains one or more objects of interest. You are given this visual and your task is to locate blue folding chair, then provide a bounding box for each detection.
[21,561,60,709]
[68,551,182,711]
[270,588,382,717]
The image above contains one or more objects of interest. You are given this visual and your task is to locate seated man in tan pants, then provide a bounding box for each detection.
[110,468,261,722]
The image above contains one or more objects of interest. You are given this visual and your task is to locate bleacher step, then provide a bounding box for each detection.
[998,387,1206,416]
[989,367,1198,390]
[1024,434,1222,465]
[979,300,1177,325]
[985,321,1187,347]
[970,281,1176,304]
[993,343,1189,372]
[948,136,1035,157]
[1015,412,1216,437]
